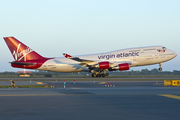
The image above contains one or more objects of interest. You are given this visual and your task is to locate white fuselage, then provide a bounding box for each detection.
[37,46,177,72]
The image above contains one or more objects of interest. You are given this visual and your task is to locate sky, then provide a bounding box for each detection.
[0,0,179,72]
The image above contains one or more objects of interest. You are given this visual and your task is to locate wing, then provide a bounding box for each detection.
[63,53,97,66]
[62,53,132,68]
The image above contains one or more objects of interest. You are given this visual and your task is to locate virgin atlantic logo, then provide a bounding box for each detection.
[13,44,34,61]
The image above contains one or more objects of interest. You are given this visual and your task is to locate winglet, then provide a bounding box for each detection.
[63,53,72,58]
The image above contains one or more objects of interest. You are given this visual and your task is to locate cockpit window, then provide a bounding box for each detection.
[162,47,166,50]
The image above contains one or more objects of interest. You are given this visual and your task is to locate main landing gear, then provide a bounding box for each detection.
[92,73,109,77]
[159,63,162,71]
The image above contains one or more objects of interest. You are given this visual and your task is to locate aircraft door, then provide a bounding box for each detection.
[140,48,144,53]
[43,65,47,70]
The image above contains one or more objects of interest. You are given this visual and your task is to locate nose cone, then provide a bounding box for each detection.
[174,52,177,57]
[166,48,177,60]
[170,50,177,59]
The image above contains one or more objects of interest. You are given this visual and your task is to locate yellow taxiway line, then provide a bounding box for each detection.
[98,82,106,84]
[36,82,43,84]
[158,94,180,100]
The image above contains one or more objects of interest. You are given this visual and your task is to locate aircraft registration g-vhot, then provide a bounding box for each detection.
[4,37,177,77]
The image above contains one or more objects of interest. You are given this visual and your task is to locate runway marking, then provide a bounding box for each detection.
[158,94,180,100]
[98,82,106,84]
[36,82,43,84]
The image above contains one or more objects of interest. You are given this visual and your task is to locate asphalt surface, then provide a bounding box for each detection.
[0,81,180,120]
[1,76,180,80]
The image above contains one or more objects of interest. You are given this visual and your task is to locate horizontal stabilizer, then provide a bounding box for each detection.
[10,62,37,65]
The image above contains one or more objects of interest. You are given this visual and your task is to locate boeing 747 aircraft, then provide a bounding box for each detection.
[4,37,177,77]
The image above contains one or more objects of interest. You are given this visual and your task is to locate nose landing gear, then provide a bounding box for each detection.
[159,63,162,71]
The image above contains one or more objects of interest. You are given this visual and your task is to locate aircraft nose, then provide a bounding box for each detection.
[171,51,177,58]
[168,49,177,58]
[174,52,177,57]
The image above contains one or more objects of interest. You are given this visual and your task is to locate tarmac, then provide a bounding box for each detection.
[1,76,180,80]
[0,80,180,120]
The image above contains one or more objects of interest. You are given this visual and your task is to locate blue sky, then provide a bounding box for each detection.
[0,0,179,72]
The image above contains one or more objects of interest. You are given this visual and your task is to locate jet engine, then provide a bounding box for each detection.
[96,61,110,69]
[113,63,130,71]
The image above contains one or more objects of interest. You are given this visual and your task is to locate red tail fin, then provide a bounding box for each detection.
[4,37,44,61]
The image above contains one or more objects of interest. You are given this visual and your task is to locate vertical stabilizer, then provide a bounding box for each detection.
[4,37,44,61]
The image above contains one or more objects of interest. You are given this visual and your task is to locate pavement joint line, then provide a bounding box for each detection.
[0,93,174,97]
[0,94,66,97]
[154,83,164,85]
[158,94,180,100]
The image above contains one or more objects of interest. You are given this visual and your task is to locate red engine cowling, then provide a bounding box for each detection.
[98,61,110,69]
[118,63,130,71]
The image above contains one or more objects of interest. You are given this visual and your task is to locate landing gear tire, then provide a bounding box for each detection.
[101,74,105,77]
[105,73,109,76]
[92,73,96,77]
[96,74,101,77]
[159,68,162,71]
